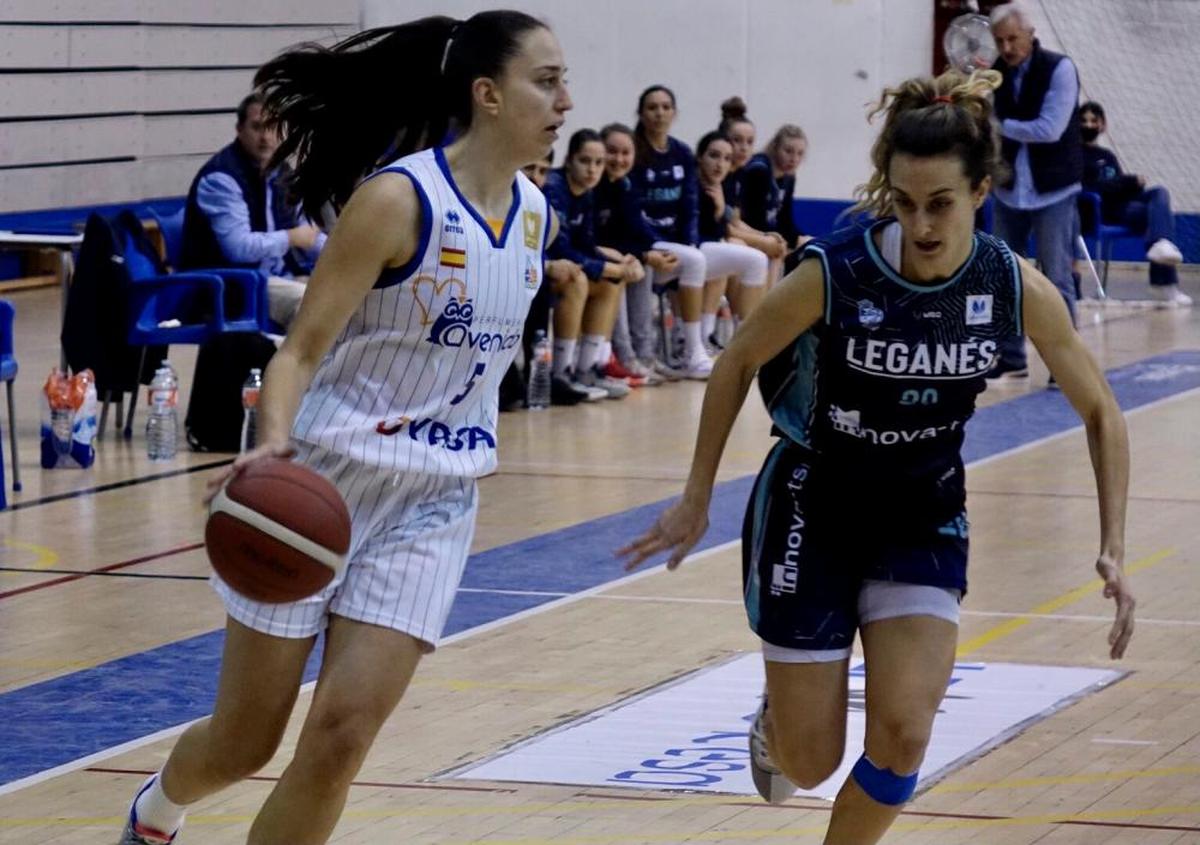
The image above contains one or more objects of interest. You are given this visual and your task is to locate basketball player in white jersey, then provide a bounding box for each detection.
[117,12,570,844]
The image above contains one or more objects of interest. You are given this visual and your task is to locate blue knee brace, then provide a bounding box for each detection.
[850,754,918,805]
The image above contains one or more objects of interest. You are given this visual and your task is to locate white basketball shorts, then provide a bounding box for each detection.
[213,443,478,649]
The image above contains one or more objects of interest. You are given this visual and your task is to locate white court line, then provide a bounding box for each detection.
[1091,737,1159,746]
[5,383,1199,796]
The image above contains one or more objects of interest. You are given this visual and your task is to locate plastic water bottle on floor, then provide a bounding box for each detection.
[146,365,178,461]
[240,367,263,452]
[526,330,552,409]
[716,299,734,347]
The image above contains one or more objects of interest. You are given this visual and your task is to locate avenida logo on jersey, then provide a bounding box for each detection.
[426,296,522,352]
[858,299,884,330]
[428,297,475,347]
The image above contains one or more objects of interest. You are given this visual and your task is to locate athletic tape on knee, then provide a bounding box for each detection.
[850,754,918,805]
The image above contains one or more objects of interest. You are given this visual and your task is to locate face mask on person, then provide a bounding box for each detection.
[1080,126,1101,143]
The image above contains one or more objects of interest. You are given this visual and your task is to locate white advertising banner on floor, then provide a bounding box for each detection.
[448,654,1122,798]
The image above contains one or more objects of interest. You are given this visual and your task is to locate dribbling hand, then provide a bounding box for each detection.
[1096,555,1135,659]
[616,498,709,572]
[203,442,297,505]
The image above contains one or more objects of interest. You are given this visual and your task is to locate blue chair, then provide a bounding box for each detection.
[1078,191,1141,292]
[147,206,185,270]
[0,299,21,495]
[109,224,268,438]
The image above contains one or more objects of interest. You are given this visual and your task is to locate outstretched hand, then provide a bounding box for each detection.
[616,498,709,572]
[203,441,297,505]
[1096,555,1135,659]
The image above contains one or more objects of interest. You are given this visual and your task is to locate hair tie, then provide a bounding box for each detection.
[932,95,954,104]
[440,24,460,76]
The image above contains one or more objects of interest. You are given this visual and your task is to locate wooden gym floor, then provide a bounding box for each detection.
[0,265,1198,844]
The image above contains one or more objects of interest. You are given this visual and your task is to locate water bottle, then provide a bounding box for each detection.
[716,299,734,347]
[526,330,552,409]
[145,365,178,461]
[240,368,263,452]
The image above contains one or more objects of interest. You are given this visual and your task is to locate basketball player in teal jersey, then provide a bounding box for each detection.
[117,11,570,845]
[620,70,1135,844]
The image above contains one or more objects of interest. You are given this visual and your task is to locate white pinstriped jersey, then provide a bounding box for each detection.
[292,147,548,478]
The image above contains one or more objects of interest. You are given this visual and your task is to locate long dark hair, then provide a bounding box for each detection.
[255,11,546,218]
[633,84,676,167]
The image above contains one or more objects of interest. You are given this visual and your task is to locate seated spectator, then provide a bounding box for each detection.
[629,85,714,379]
[517,151,595,405]
[695,130,769,327]
[1079,101,1191,306]
[545,129,647,398]
[181,92,324,328]
[597,123,678,383]
[738,124,810,251]
[714,99,790,284]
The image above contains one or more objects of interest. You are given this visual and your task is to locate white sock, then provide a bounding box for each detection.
[600,340,613,366]
[132,772,187,837]
[701,312,716,338]
[683,321,705,359]
[577,334,606,374]
[553,337,576,378]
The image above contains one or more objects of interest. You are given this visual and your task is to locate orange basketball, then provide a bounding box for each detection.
[206,458,351,603]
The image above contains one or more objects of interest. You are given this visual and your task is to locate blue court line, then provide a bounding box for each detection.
[1,350,1198,788]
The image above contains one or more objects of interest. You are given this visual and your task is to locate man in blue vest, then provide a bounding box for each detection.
[987,2,1082,381]
[181,93,324,328]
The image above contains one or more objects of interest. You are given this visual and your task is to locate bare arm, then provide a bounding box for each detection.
[204,172,419,499]
[727,216,786,257]
[619,257,826,569]
[258,173,419,446]
[1020,257,1135,658]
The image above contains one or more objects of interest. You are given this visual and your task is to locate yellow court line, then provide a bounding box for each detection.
[0,539,59,577]
[957,547,1176,657]
[928,764,1200,793]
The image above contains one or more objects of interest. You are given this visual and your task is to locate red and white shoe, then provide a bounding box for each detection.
[604,356,648,387]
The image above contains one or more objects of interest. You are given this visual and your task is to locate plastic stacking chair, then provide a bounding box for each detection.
[0,299,22,495]
[1078,191,1142,293]
[147,206,185,270]
[107,222,268,439]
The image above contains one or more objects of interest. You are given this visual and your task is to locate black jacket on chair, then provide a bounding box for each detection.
[62,211,166,396]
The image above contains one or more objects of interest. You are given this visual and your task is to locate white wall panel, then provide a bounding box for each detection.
[0,26,70,68]
[362,0,932,202]
[66,25,144,67]
[139,0,358,25]
[143,113,233,157]
[138,153,209,197]
[0,71,142,117]
[1,1,359,216]
[141,25,354,67]
[143,68,255,111]
[0,161,140,213]
[0,116,141,166]
[1,1,139,24]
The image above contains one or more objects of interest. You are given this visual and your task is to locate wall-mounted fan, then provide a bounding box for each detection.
[943,13,998,72]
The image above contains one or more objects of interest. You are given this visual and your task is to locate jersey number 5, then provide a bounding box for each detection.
[450,362,486,406]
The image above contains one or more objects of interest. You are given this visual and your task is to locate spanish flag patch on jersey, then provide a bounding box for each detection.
[439,246,466,269]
